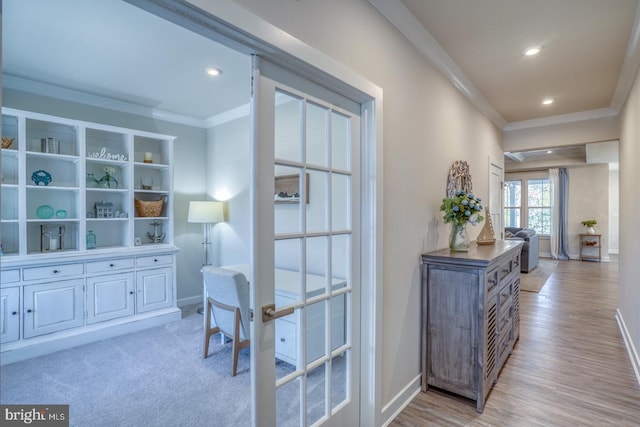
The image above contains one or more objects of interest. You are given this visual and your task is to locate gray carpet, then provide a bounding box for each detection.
[0,310,344,426]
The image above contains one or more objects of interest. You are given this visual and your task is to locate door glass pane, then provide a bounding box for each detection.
[331,351,348,409]
[331,173,350,231]
[306,363,327,425]
[331,111,350,171]
[306,169,328,233]
[275,165,304,234]
[305,235,328,296]
[276,378,301,427]
[306,102,328,167]
[306,300,327,364]
[275,91,302,162]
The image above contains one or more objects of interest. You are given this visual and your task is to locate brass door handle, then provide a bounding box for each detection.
[261,303,294,322]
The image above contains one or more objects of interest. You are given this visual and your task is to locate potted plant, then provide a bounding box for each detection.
[581,219,597,235]
[440,191,484,252]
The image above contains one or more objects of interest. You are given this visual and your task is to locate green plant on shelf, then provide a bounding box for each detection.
[581,219,597,227]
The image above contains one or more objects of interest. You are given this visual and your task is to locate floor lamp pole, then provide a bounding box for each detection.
[197,222,212,315]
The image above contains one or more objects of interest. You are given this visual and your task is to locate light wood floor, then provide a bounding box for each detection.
[391,258,640,426]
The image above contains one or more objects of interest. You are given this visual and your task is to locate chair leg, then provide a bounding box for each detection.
[203,298,220,359]
[231,307,250,376]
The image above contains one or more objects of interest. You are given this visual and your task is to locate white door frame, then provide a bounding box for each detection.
[126,1,384,425]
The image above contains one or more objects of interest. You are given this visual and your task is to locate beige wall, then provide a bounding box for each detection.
[230,0,504,413]
[619,64,640,373]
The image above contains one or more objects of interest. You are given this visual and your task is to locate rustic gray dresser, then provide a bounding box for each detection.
[421,240,523,412]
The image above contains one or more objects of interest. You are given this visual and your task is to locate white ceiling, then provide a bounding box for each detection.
[3,0,640,141]
[2,0,252,125]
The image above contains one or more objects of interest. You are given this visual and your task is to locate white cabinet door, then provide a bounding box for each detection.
[1,287,20,343]
[23,279,84,338]
[86,272,135,324]
[135,267,172,313]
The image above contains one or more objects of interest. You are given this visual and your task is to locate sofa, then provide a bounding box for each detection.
[505,227,539,273]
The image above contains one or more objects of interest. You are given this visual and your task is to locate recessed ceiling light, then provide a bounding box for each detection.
[206,67,222,77]
[542,98,554,105]
[524,47,541,56]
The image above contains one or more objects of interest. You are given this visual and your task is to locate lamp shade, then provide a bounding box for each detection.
[188,201,224,223]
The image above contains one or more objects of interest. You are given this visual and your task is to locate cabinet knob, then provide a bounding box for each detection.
[110,263,115,267]
[154,259,159,262]
[53,269,60,274]
[11,311,18,315]
[280,337,286,342]
[26,309,33,313]
[129,291,134,295]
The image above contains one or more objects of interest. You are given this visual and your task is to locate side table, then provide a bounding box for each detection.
[579,234,601,261]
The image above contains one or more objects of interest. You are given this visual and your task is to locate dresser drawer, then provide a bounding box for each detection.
[499,259,513,280]
[498,281,513,311]
[486,268,499,294]
[275,318,297,363]
[23,263,84,281]
[1,269,20,284]
[498,303,512,337]
[87,258,135,274]
[135,254,173,268]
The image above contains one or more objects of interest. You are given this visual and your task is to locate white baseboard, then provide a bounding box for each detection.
[0,308,181,365]
[616,308,640,387]
[178,295,202,307]
[381,374,421,426]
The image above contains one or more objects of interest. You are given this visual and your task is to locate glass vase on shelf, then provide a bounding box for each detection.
[86,230,97,249]
[86,173,99,188]
[98,167,118,189]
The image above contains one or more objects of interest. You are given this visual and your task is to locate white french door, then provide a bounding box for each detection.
[250,56,361,427]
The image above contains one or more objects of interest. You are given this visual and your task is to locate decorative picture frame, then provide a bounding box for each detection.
[274,173,310,204]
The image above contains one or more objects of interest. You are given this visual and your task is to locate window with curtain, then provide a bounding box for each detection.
[527,178,551,235]
[504,178,552,235]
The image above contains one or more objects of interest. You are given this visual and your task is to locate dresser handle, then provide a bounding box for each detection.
[280,337,286,342]
[53,269,60,274]
[129,291,134,295]
[110,263,115,267]
[11,311,18,315]
[26,309,33,313]
[154,259,159,263]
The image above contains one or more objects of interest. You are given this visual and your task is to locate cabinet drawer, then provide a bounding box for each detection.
[498,281,513,311]
[486,268,499,294]
[1,269,20,284]
[135,254,173,268]
[87,258,135,274]
[23,263,84,281]
[499,260,513,280]
[275,318,297,363]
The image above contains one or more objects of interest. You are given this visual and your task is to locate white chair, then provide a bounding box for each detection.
[202,266,251,376]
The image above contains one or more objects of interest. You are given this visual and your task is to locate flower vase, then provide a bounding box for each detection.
[449,223,470,252]
[98,173,118,189]
[586,226,595,235]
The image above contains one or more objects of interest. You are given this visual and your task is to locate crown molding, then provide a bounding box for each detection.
[368,0,506,129]
[3,74,209,129]
[502,108,618,132]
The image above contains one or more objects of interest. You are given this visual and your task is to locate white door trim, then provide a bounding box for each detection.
[126,1,384,425]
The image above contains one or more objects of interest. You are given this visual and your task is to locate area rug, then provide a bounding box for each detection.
[519,259,558,293]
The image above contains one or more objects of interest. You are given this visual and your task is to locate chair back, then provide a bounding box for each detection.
[201,266,250,340]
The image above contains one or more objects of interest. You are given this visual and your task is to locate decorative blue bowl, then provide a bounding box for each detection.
[36,205,54,219]
[55,209,68,219]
